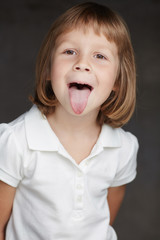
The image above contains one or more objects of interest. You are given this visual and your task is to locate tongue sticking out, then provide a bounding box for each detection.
[68,83,92,114]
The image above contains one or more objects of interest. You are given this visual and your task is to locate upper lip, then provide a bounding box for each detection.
[66,72,96,91]
[68,82,93,91]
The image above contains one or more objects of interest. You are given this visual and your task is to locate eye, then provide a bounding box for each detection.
[64,49,76,55]
[94,53,107,60]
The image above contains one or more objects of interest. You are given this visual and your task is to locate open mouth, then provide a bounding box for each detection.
[68,82,93,114]
[68,82,93,91]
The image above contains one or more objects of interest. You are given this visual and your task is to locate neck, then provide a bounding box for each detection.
[47,105,100,136]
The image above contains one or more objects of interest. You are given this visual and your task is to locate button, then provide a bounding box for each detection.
[76,184,83,190]
[77,171,83,177]
[76,195,83,202]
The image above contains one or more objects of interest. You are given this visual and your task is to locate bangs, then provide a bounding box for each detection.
[53,3,127,55]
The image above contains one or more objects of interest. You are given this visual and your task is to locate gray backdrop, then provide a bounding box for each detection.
[0,0,160,239]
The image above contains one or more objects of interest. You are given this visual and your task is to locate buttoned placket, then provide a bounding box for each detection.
[57,140,104,221]
[72,160,89,221]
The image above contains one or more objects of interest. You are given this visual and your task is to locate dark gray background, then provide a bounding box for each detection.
[0,0,160,239]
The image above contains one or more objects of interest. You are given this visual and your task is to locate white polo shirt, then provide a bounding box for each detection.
[0,105,138,240]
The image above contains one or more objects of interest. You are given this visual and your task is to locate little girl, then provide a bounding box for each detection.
[0,2,139,240]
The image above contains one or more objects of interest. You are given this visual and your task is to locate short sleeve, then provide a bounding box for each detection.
[0,124,23,187]
[110,132,139,187]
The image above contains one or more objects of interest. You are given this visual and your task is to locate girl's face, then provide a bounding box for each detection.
[49,27,119,117]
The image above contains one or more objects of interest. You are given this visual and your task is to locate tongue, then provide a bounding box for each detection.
[69,87,91,114]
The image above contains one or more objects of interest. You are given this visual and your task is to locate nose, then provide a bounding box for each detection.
[74,66,90,72]
[73,56,91,72]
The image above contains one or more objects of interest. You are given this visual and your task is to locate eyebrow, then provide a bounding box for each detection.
[58,39,114,50]
[56,37,118,57]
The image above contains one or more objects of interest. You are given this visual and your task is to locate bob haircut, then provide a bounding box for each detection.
[32,2,136,128]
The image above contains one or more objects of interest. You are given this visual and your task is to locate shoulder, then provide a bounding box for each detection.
[0,107,36,151]
[118,127,139,150]
[0,113,25,132]
[104,126,139,186]
[115,128,139,177]
[101,124,139,169]
[0,112,29,186]
[0,113,23,136]
[100,124,138,150]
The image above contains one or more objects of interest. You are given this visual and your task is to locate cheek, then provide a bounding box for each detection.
[50,61,68,97]
[51,59,70,81]
[50,65,63,91]
[108,64,119,86]
[50,61,60,78]
[50,69,60,93]
[100,69,117,89]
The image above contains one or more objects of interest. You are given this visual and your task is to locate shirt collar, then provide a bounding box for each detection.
[97,124,121,148]
[25,105,59,151]
[25,105,121,151]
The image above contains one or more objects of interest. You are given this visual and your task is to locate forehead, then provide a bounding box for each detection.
[55,26,118,51]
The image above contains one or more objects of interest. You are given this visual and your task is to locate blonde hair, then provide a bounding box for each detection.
[32,2,136,128]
